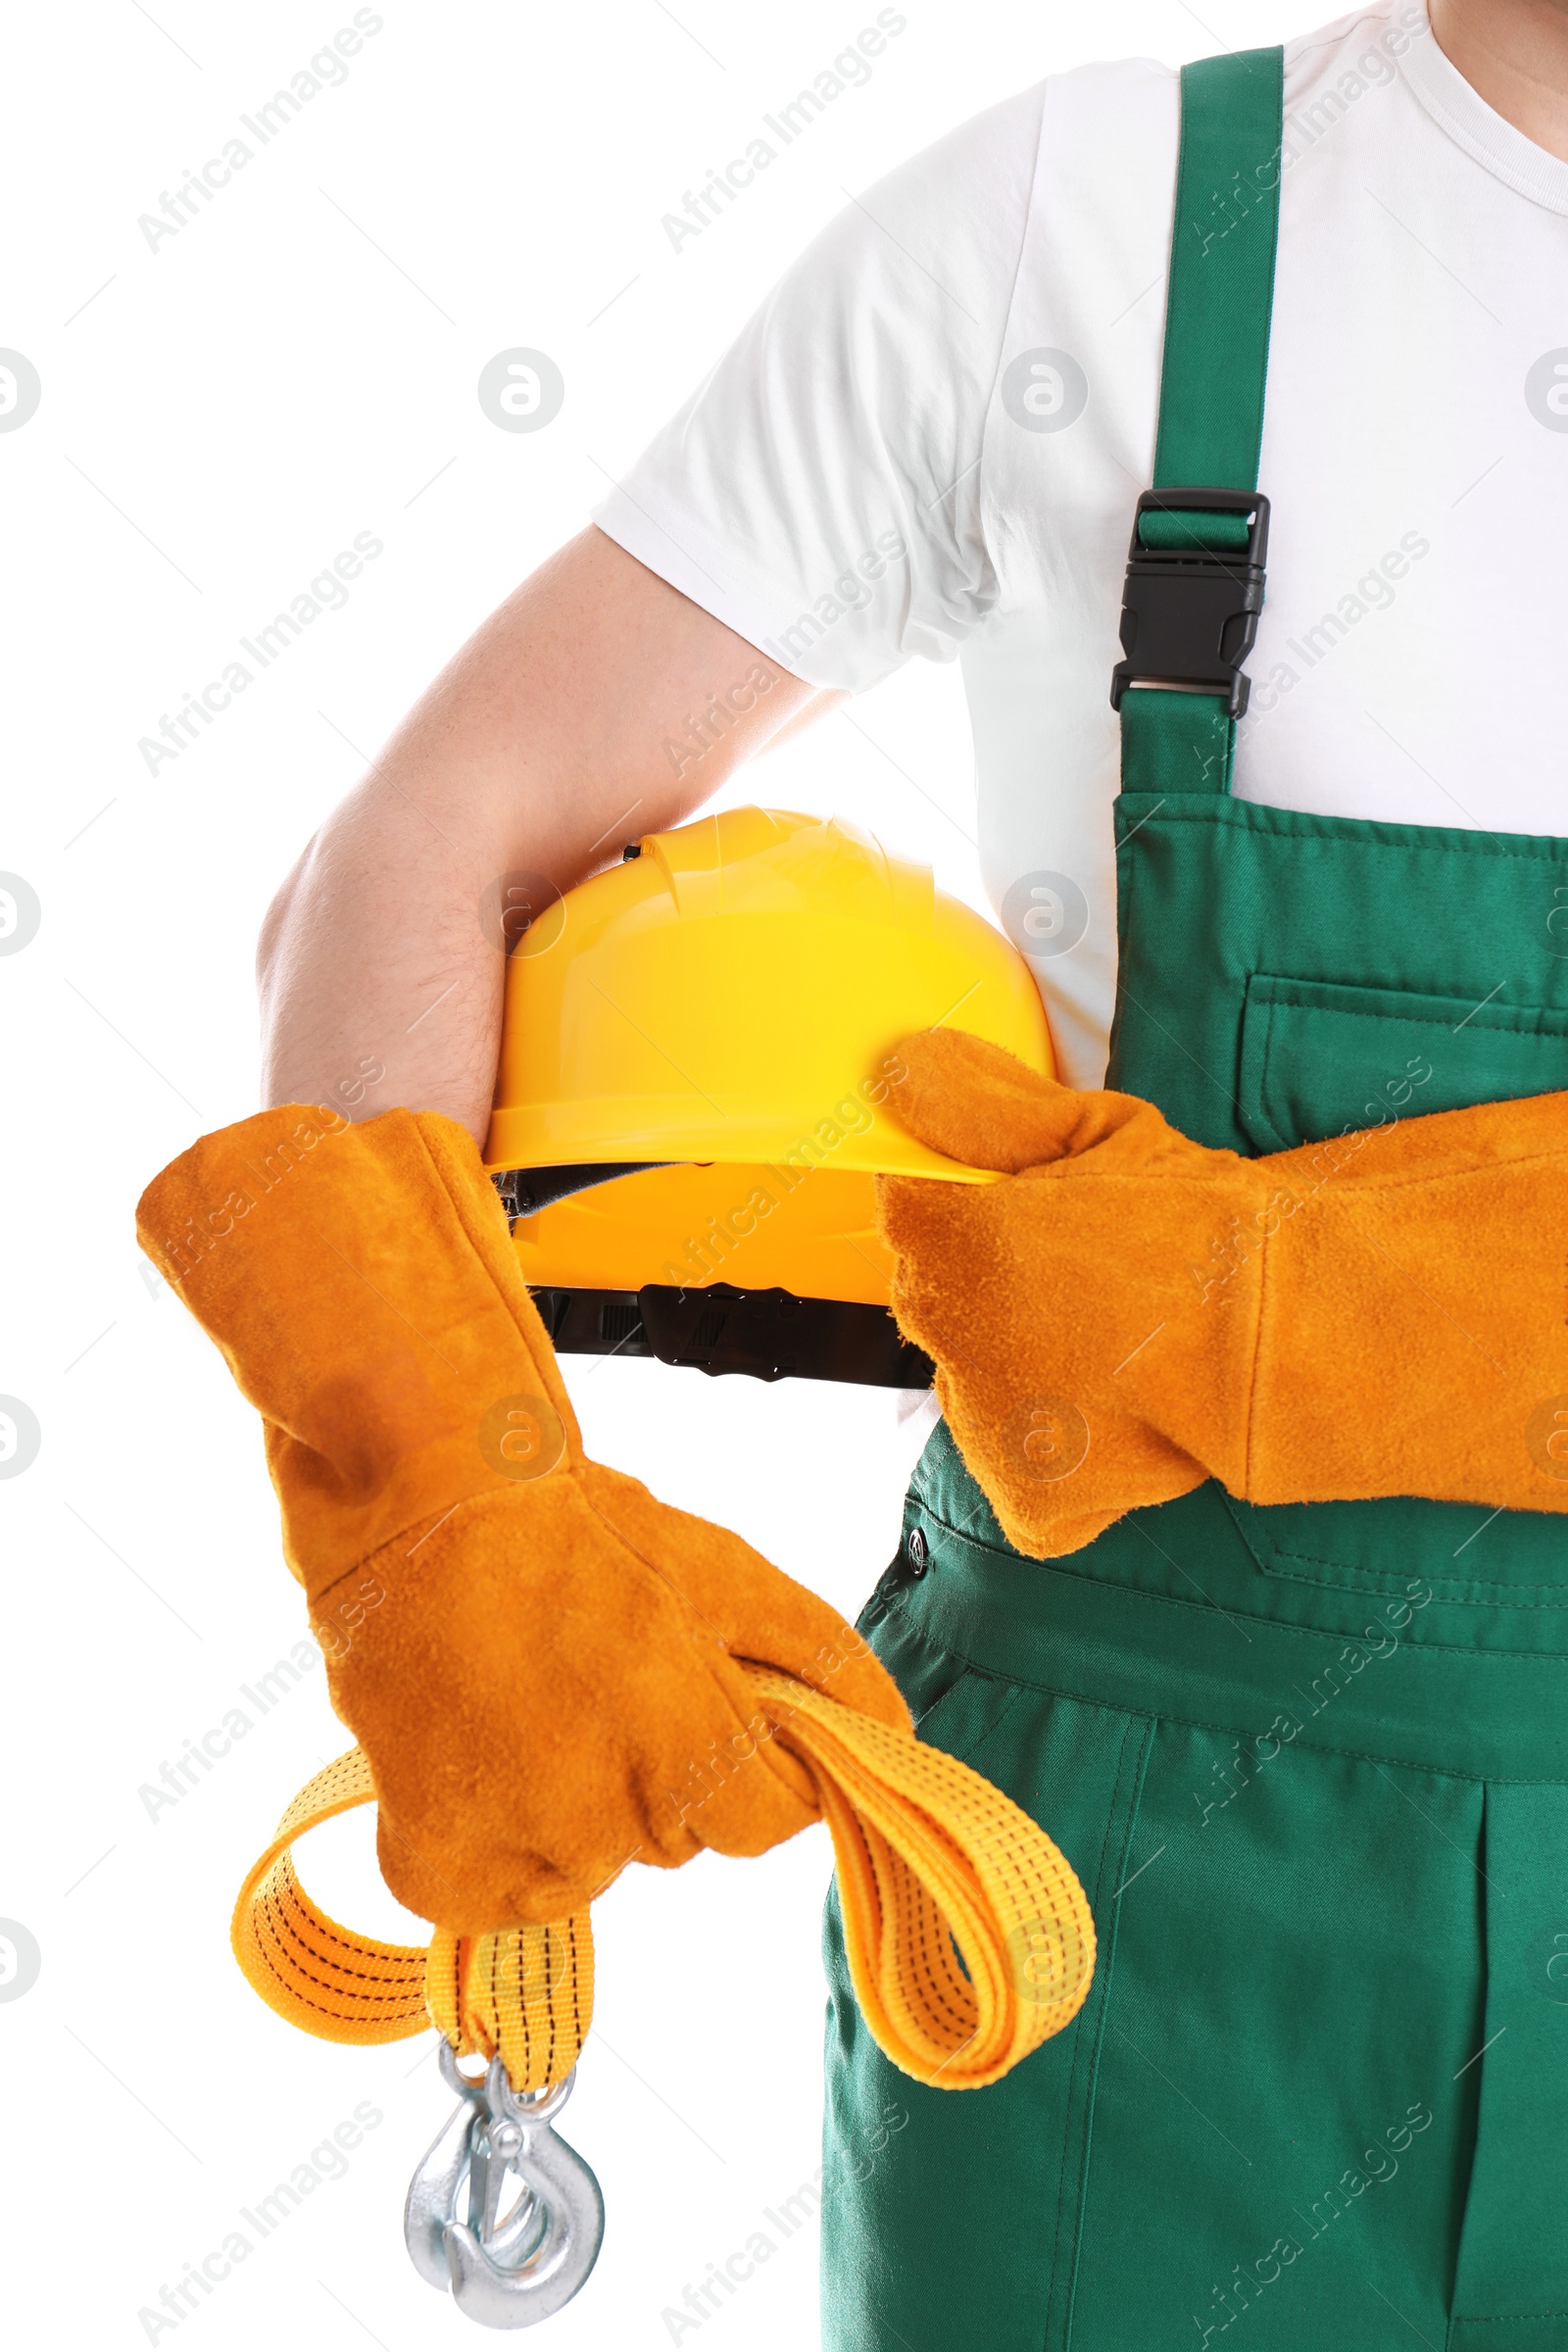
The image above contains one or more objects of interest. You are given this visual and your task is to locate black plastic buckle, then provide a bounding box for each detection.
[1109,486,1270,720]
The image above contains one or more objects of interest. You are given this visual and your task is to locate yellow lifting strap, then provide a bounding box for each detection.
[232,1663,1095,2093]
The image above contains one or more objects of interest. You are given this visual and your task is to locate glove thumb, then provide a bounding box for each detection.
[886,1030,1203,1176]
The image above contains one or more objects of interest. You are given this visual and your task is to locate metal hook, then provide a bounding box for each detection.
[405,2048,489,2292]
[404,2043,605,2328]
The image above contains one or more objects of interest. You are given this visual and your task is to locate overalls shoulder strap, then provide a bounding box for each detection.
[1113,47,1285,798]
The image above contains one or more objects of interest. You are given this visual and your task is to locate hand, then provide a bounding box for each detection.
[138,1102,907,1931]
[878,1030,1568,1557]
[322,1453,904,1933]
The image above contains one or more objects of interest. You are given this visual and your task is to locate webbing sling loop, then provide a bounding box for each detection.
[233,1661,1096,2094]
[235,1666,1095,2322]
[1115,47,1285,797]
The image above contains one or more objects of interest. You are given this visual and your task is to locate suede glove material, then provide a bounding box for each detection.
[878,1031,1568,1560]
[137,1104,908,1934]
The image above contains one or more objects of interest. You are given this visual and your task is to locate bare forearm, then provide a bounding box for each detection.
[258,527,817,1141]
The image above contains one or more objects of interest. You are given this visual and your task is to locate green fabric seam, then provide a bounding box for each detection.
[874,1581,1568,1786]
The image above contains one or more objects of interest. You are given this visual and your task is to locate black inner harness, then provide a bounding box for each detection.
[493,1166,933,1388]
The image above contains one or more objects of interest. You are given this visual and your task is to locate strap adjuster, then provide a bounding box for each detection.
[1109,486,1270,720]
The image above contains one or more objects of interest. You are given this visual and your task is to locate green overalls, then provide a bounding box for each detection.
[822,49,1568,2351]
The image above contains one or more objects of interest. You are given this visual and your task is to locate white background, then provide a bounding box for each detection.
[4,3,1306,2346]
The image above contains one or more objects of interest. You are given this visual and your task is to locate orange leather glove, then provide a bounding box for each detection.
[879,1030,1568,1560]
[136,1104,908,1933]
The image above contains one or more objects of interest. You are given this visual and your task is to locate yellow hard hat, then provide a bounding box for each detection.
[483,806,1054,1383]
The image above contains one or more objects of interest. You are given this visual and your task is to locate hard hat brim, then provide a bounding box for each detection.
[484,1099,1004,1188]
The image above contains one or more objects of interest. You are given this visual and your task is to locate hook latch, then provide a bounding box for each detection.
[404,2043,605,2328]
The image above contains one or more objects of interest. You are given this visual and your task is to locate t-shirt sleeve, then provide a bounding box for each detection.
[592,83,1048,693]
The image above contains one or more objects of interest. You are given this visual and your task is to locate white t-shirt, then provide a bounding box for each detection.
[594,2,1568,1086]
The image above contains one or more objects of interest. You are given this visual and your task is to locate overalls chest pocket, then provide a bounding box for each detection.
[1236,972,1568,1154]
[1226,971,1568,1608]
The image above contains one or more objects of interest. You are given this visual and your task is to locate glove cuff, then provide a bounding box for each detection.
[136,1102,580,1596]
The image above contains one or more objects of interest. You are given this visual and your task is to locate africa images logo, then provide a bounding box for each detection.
[1526,350,1568,432]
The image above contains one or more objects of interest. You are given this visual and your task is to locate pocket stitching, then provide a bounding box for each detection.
[1046,1712,1154,2342]
[1242,971,1568,1157]
[1248,984,1297,1154]
[1220,1491,1568,1608]
[1254,978,1568,1036]
[912,1665,1026,1768]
